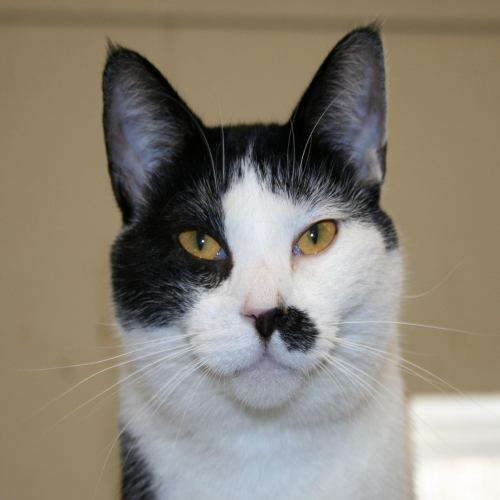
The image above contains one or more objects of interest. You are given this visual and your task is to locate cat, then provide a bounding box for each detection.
[102,24,413,500]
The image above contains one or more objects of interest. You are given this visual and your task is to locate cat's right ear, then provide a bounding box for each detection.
[102,45,200,224]
[291,25,387,187]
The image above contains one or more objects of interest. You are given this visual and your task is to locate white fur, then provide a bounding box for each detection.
[118,157,413,499]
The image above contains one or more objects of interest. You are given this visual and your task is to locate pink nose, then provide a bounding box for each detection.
[241,305,273,320]
[241,290,280,320]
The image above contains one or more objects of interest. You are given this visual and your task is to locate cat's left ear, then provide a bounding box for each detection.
[292,25,387,185]
[102,45,202,224]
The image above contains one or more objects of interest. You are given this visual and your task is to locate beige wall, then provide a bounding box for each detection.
[1,2,499,499]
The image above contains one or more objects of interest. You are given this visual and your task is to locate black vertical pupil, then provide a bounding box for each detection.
[195,230,206,251]
[309,225,319,244]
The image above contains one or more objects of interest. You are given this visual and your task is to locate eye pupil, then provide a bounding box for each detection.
[309,225,319,244]
[195,230,205,251]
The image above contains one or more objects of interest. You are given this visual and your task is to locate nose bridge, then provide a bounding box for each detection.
[237,254,290,316]
[245,264,281,312]
[222,168,296,312]
[228,215,290,309]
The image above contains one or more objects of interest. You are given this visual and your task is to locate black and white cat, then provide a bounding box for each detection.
[103,25,413,500]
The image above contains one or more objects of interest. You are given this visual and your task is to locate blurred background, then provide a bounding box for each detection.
[1,1,499,499]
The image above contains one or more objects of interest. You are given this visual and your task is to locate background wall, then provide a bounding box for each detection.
[1,1,499,499]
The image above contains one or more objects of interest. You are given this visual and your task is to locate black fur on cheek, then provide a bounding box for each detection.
[111,217,232,329]
[276,307,319,352]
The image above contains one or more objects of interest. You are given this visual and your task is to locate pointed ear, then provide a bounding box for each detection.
[102,45,201,223]
[293,25,387,185]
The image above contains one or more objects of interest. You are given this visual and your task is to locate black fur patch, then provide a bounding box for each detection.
[120,431,156,500]
[277,306,319,352]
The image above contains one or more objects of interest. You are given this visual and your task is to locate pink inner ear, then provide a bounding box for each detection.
[107,84,166,203]
[103,47,199,221]
[349,109,385,184]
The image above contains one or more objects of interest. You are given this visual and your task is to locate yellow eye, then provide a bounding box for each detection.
[178,230,227,261]
[294,220,337,256]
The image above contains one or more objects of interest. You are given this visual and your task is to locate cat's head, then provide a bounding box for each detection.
[103,26,402,416]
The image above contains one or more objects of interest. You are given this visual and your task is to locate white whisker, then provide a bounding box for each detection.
[332,319,498,337]
[26,343,192,421]
[404,261,464,300]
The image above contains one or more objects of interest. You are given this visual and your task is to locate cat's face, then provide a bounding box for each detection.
[104,26,402,415]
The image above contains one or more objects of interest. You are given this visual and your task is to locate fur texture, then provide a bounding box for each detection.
[103,25,413,500]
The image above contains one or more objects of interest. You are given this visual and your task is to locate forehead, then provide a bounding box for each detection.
[221,157,352,263]
[222,164,302,253]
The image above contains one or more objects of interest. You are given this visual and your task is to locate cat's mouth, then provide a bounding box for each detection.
[234,349,292,376]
